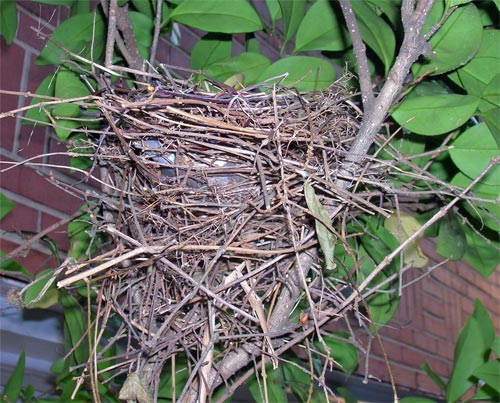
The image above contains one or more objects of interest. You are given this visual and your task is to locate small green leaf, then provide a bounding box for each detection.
[0,193,15,220]
[2,352,25,403]
[31,0,75,5]
[0,0,18,45]
[131,0,153,18]
[0,251,30,278]
[247,363,287,403]
[265,0,282,27]
[351,1,395,74]
[336,386,358,403]
[414,3,482,76]
[278,0,307,49]
[450,122,500,186]
[258,56,336,91]
[304,182,336,271]
[23,268,59,309]
[170,0,263,33]
[204,52,271,86]
[367,0,401,28]
[129,11,154,59]
[400,398,436,403]
[294,0,350,53]
[321,333,359,374]
[385,211,429,268]
[392,94,480,135]
[421,362,446,391]
[190,33,232,70]
[36,11,105,65]
[437,214,467,260]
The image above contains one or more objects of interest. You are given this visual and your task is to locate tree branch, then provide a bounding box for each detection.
[339,0,374,112]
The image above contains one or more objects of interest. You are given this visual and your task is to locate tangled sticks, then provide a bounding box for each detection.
[58,75,361,397]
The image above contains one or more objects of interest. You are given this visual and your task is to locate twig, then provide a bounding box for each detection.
[149,0,163,69]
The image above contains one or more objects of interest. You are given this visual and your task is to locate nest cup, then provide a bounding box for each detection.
[70,75,359,386]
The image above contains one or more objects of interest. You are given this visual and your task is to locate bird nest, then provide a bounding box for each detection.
[56,74,363,394]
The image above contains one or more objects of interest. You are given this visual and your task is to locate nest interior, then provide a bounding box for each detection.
[62,75,361,389]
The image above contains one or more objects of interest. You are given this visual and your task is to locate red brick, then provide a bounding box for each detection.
[436,340,454,362]
[399,347,427,369]
[17,124,48,159]
[372,338,403,364]
[15,10,53,53]
[0,203,39,233]
[421,277,444,301]
[40,212,70,251]
[416,371,445,397]
[1,161,82,214]
[0,238,58,275]
[388,364,418,390]
[413,331,438,354]
[423,314,448,340]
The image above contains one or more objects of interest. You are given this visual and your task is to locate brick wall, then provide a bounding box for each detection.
[1,1,498,399]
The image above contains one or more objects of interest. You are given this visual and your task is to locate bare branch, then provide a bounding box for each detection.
[339,0,374,112]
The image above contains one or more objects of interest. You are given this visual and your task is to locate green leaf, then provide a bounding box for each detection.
[36,11,105,65]
[0,0,18,45]
[400,398,436,403]
[131,0,153,18]
[23,268,59,309]
[446,0,474,7]
[450,122,500,186]
[461,220,500,277]
[52,70,91,140]
[437,214,467,260]
[483,106,500,148]
[258,56,336,91]
[278,0,306,49]
[265,0,282,27]
[472,299,495,353]
[70,0,90,16]
[454,29,500,96]
[31,0,75,5]
[451,172,500,232]
[351,0,395,74]
[473,360,500,394]
[23,75,56,125]
[294,0,350,53]
[446,315,490,401]
[492,336,500,357]
[68,208,96,260]
[247,363,287,403]
[0,193,15,220]
[480,73,500,111]
[129,11,154,59]
[2,352,25,403]
[204,52,271,85]
[170,0,263,33]
[336,386,358,403]
[190,34,232,70]
[61,291,88,365]
[367,274,400,326]
[367,0,402,28]
[392,94,480,135]
[321,333,359,374]
[421,362,446,391]
[414,3,482,76]
[0,250,30,278]
[304,182,336,271]
[384,211,429,268]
